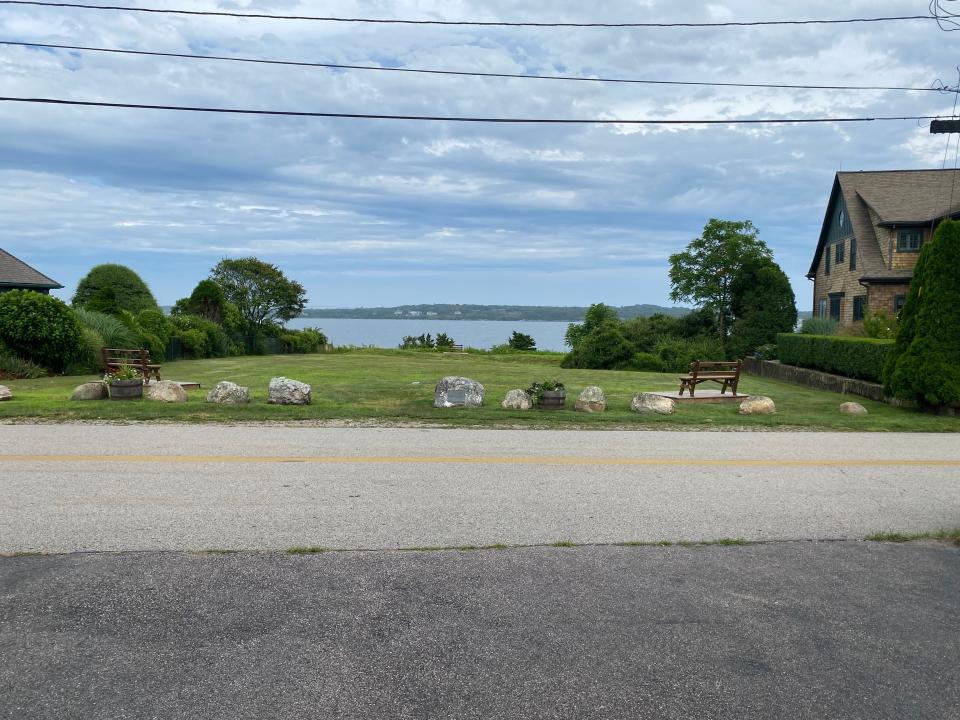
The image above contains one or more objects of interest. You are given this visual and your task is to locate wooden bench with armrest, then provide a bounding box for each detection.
[678,360,742,397]
[101,347,162,383]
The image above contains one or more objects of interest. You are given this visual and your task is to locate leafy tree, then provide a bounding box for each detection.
[669,219,772,341]
[727,257,797,359]
[675,307,718,339]
[561,320,634,369]
[72,264,159,314]
[622,313,680,353]
[507,331,536,351]
[564,303,619,349]
[172,279,228,325]
[209,257,306,331]
[0,291,83,371]
[883,219,960,409]
[435,332,456,349]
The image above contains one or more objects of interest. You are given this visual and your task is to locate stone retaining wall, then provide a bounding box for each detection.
[743,358,887,402]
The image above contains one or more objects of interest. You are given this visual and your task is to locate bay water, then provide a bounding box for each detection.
[285,318,571,351]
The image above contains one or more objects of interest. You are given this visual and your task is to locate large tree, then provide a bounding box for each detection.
[209,257,306,330]
[72,263,159,315]
[727,257,797,359]
[668,219,772,342]
[883,219,960,409]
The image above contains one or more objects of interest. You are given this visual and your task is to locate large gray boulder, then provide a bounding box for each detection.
[268,377,312,405]
[70,382,107,401]
[0,385,11,401]
[501,389,533,410]
[630,392,675,415]
[434,376,484,408]
[145,380,188,403]
[840,401,868,415]
[739,395,776,415]
[575,386,606,413]
[207,381,251,405]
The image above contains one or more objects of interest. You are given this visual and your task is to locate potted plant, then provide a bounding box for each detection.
[527,379,566,409]
[104,364,144,400]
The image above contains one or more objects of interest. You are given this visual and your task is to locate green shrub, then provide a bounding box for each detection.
[883,219,960,407]
[778,333,892,382]
[561,321,634,369]
[754,343,778,360]
[73,263,159,314]
[507,331,536,351]
[279,327,328,354]
[64,326,106,375]
[0,353,47,379]
[862,310,898,340]
[800,317,838,335]
[73,308,138,349]
[627,351,665,372]
[0,291,83,372]
[653,336,726,373]
[168,314,228,358]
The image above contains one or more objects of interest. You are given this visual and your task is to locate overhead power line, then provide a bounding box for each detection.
[0,1,933,28]
[3,40,955,94]
[0,96,946,125]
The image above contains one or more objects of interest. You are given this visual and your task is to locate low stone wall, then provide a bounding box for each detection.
[743,358,887,402]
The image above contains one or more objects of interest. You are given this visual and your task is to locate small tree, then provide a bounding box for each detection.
[73,264,159,315]
[172,279,228,325]
[209,257,306,332]
[564,303,620,349]
[669,219,772,342]
[727,257,797,359]
[507,331,536,351]
[883,219,960,409]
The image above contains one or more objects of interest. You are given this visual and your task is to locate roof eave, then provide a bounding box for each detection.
[807,173,841,278]
[0,281,63,290]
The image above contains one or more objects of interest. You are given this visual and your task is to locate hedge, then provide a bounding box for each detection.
[776,333,893,382]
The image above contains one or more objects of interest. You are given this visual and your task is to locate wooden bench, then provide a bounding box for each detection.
[101,347,162,383]
[678,360,741,397]
[451,344,464,352]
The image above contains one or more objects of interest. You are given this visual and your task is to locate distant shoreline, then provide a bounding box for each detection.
[298,303,690,323]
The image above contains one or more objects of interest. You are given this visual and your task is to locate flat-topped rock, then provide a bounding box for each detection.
[70,382,107,401]
[0,385,11,401]
[435,376,484,408]
[575,386,606,413]
[631,392,675,415]
[207,381,251,405]
[739,396,776,415]
[840,401,868,415]
[268,377,311,405]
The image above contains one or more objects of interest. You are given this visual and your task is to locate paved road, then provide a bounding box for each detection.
[2,542,958,720]
[1,425,959,551]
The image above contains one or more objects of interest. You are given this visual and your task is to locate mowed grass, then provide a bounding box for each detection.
[0,349,957,430]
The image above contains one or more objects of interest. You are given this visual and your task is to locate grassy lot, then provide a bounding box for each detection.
[0,349,957,431]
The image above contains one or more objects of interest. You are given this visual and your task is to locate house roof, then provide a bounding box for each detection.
[0,248,63,289]
[806,169,960,279]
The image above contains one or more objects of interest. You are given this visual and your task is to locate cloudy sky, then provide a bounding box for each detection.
[1,0,956,309]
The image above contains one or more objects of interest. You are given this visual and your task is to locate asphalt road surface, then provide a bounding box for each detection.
[1,425,959,551]
[2,542,958,720]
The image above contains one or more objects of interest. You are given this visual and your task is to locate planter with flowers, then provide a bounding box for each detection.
[527,379,566,410]
[104,364,144,400]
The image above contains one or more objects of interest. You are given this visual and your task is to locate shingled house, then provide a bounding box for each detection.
[0,248,63,294]
[807,169,960,327]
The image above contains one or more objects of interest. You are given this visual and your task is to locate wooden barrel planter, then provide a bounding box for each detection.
[109,379,144,400]
[537,389,566,410]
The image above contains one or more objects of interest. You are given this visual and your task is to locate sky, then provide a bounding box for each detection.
[1,0,957,309]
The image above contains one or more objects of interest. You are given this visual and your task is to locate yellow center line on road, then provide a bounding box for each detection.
[1,454,959,467]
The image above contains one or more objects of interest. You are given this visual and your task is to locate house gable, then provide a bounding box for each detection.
[0,248,63,291]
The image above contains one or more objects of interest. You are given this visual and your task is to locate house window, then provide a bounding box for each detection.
[853,296,866,322]
[825,247,831,275]
[818,298,828,318]
[897,229,923,252]
[850,237,857,270]
[829,295,842,321]
[894,295,906,314]
[835,240,844,264]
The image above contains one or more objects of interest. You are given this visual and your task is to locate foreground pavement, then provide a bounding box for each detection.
[1,425,959,551]
[2,542,958,720]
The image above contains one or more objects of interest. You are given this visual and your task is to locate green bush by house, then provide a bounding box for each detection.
[777,333,893,382]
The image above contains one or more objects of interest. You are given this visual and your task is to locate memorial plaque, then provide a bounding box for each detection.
[446,388,467,406]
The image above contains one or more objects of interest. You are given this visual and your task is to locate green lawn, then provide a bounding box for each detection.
[0,349,956,430]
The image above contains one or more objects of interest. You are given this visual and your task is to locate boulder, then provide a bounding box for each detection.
[70,382,107,401]
[145,380,188,403]
[207,381,251,405]
[739,395,776,415]
[0,385,11,401]
[575,386,606,413]
[268,377,312,405]
[630,392,675,415]
[840,401,868,415]
[434,376,484,408]
[501,389,533,410]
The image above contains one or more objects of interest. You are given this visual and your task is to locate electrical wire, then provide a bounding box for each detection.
[0,96,946,125]
[931,0,960,30]
[3,40,955,94]
[0,1,933,28]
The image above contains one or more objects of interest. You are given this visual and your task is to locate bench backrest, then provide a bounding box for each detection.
[101,347,151,370]
[688,359,742,379]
